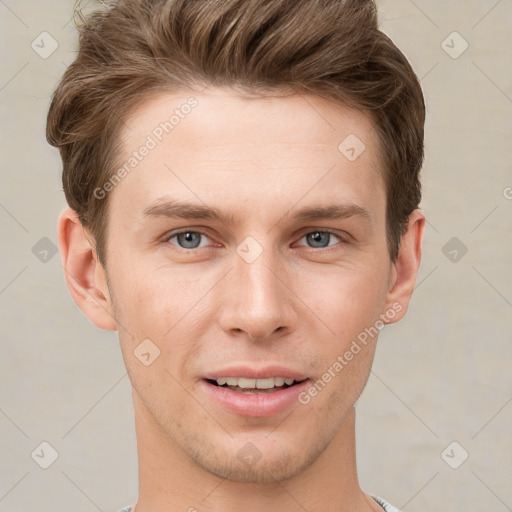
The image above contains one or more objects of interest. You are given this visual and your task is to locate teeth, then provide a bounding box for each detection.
[214,377,297,389]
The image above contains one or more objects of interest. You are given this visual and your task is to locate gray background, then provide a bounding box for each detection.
[1,0,511,511]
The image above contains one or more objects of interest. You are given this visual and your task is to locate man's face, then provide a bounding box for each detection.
[104,88,397,482]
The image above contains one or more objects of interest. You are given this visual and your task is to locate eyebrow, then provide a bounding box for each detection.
[143,200,236,225]
[293,203,371,223]
[143,199,371,225]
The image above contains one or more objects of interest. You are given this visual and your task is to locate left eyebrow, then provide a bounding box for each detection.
[292,203,372,223]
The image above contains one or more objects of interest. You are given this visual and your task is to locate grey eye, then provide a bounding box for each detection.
[301,231,340,248]
[307,232,330,248]
[174,231,203,249]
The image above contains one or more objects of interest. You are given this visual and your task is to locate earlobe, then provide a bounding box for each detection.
[57,207,117,331]
[382,209,425,325]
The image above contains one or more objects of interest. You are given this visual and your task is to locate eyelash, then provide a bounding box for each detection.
[163,228,347,251]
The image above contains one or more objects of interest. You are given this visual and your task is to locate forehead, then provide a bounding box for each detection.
[122,88,379,155]
[112,88,385,223]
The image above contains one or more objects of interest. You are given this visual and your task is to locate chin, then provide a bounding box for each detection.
[201,450,305,484]
[182,432,325,484]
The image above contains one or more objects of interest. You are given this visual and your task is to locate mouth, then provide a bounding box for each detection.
[201,374,311,417]
[205,376,308,394]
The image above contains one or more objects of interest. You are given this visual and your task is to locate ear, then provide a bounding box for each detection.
[57,207,117,331]
[382,209,425,325]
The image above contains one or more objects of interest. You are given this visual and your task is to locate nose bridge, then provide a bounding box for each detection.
[220,239,294,340]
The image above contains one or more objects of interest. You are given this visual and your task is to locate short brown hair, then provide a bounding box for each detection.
[47,0,425,265]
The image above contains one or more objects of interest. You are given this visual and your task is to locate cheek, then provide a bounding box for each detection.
[112,261,195,333]
[298,260,389,339]
[296,261,388,399]
[111,268,202,413]
[111,264,212,374]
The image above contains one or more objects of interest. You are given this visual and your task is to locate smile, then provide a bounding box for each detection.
[207,376,306,393]
[202,377,311,417]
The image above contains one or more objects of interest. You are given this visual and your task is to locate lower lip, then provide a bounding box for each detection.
[201,379,310,418]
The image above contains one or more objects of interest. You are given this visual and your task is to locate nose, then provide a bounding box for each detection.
[218,249,297,341]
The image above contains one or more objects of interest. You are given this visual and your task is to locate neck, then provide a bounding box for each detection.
[131,392,380,512]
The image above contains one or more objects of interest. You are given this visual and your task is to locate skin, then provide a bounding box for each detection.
[58,88,424,512]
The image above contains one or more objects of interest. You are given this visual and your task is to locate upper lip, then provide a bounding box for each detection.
[203,365,309,381]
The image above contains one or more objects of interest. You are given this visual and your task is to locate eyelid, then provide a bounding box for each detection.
[295,225,351,239]
[165,227,211,239]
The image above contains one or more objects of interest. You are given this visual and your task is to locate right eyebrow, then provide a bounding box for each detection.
[143,199,236,226]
